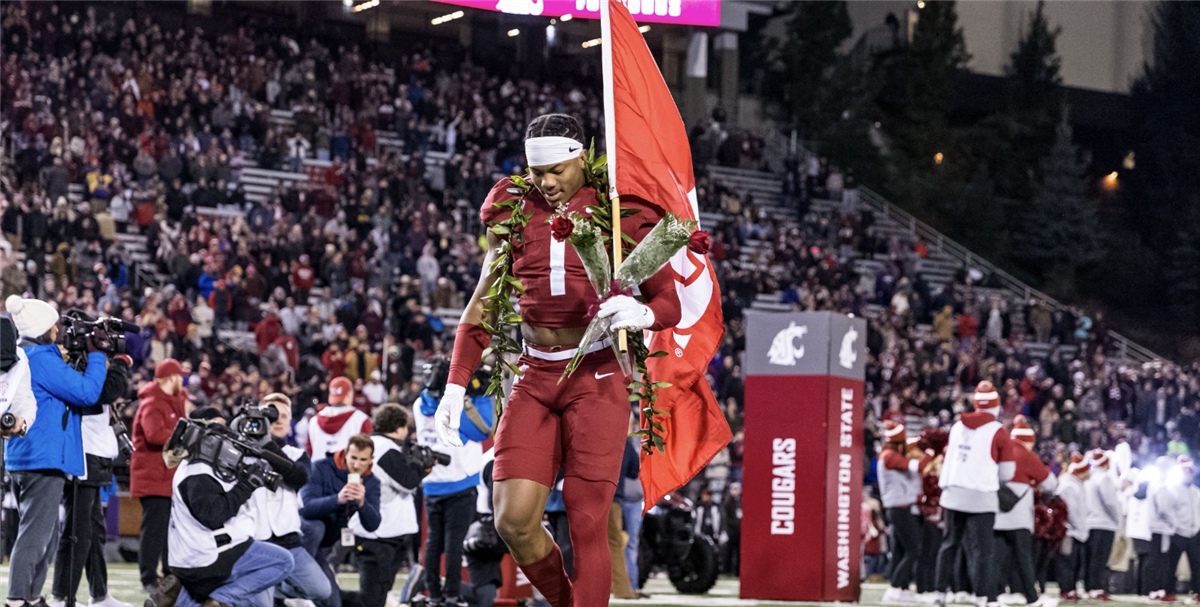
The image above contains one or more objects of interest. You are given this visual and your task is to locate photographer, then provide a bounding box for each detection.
[414,360,494,606]
[346,405,429,607]
[165,419,296,607]
[132,359,189,593]
[49,353,134,607]
[246,394,331,604]
[3,295,109,607]
[299,434,381,607]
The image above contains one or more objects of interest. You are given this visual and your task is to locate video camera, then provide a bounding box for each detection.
[165,418,282,491]
[61,310,138,357]
[410,440,451,469]
[230,402,279,444]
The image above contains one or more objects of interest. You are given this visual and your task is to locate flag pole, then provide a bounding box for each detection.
[600,0,628,353]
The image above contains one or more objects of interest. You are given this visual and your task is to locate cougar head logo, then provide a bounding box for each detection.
[839,327,859,370]
[768,322,808,366]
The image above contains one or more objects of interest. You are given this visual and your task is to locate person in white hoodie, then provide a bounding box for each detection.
[1161,456,1200,602]
[1083,449,1120,600]
[1056,453,1090,601]
[934,381,1019,607]
[304,377,372,462]
[1148,456,1180,601]
[1124,466,1155,596]
[878,421,930,606]
[993,417,1056,606]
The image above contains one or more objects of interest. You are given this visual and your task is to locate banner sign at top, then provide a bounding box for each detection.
[432,0,721,27]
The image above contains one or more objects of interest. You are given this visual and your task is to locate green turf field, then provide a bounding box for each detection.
[0,565,1167,607]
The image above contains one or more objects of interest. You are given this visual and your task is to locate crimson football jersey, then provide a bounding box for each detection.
[480,178,673,328]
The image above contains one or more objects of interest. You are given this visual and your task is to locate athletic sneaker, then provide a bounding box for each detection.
[89,596,133,607]
[883,587,917,605]
[998,593,1026,605]
[45,598,65,607]
[952,592,977,605]
[918,592,941,604]
[1058,591,1081,602]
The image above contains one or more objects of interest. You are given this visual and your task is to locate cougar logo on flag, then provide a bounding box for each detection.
[768,323,808,366]
[839,327,859,370]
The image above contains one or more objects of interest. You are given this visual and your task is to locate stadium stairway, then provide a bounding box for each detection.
[704,165,1160,365]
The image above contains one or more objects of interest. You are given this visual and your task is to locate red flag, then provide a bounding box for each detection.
[602,0,730,513]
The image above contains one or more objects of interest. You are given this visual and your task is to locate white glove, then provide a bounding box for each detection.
[435,383,466,448]
[597,295,655,332]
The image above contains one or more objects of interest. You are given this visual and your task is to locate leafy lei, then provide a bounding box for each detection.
[481,142,671,454]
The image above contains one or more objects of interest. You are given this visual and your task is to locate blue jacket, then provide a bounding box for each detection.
[299,454,382,540]
[417,390,494,445]
[3,347,108,476]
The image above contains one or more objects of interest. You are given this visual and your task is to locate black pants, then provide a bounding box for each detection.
[886,507,921,590]
[138,496,172,588]
[1166,534,1200,595]
[917,519,940,593]
[52,484,108,600]
[344,536,409,607]
[547,511,573,578]
[1085,529,1115,592]
[1057,537,1085,596]
[994,529,1037,602]
[935,509,995,600]
[1146,533,1173,593]
[1033,537,1057,594]
[424,488,476,600]
[1133,538,1153,595]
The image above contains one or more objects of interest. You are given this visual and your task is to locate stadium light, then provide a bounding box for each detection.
[1103,171,1119,191]
[934,152,944,165]
[560,13,573,21]
[917,0,925,8]
[351,0,379,12]
[432,10,465,24]
[508,28,520,37]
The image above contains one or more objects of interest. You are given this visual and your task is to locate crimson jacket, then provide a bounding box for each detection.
[131,381,188,498]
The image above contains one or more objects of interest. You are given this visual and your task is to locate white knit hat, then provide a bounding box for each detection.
[6,295,59,339]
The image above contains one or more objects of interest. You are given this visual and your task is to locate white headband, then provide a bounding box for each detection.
[525,136,584,168]
[974,391,999,402]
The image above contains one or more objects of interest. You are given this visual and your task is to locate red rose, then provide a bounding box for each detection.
[551,215,574,242]
[688,230,711,255]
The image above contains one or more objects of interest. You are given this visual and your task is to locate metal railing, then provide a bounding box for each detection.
[854,185,1165,364]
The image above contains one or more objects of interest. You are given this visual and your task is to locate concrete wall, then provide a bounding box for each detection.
[845,0,1155,95]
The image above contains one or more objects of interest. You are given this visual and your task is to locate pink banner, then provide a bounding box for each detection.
[432,0,721,27]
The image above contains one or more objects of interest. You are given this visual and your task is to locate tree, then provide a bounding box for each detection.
[890,0,970,173]
[1006,1,1063,123]
[765,1,854,140]
[1164,204,1200,323]
[1127,2,1200,261]
[966,1,1065,235]
[1013,114,1103,296]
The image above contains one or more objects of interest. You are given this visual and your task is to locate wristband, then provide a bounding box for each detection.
[449,323,492,387]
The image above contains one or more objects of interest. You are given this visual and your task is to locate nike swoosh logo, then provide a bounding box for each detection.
[569,146,581,152]
[595,372,615,380]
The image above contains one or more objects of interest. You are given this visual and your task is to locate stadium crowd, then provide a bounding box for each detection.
[3,1,1200,605]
